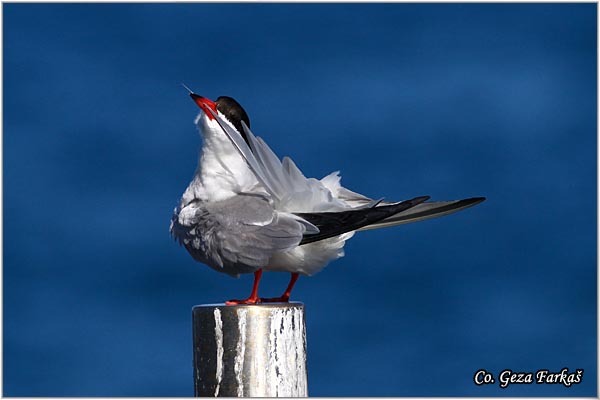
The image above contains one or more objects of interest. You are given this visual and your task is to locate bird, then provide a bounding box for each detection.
[170,89,485,305]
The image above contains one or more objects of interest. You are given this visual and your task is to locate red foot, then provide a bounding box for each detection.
[225,296,261,305]
[259,295,290,303]
[225,269,263,305]
[224,270,299,305]
[260,273,299,303]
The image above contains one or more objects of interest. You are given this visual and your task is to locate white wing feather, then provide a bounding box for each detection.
[205,107,280,198]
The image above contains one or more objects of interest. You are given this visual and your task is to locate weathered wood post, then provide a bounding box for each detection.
[192,302,308,397]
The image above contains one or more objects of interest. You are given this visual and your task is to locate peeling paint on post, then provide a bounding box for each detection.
[192,302,308,397]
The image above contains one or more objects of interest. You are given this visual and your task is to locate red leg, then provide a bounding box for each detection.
[226,269,263,305]
[261,273,299,303]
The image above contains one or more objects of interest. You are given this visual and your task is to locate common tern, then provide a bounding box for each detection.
[170,90,485,305]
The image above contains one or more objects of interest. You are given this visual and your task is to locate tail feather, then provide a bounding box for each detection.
[297,196,430,245]
[357,197,486,231]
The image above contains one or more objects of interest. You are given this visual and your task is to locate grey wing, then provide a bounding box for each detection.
[171,193,316,276]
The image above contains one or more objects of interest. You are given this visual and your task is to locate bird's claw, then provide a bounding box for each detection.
[225,297,261,305]
[259,296,290,303]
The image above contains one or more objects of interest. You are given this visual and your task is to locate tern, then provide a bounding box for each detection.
[170,90,485,305]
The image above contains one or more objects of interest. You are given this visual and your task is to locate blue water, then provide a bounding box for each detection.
[4,3,596,396]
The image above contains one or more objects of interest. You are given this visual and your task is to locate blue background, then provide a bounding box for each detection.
[4,3,596,396]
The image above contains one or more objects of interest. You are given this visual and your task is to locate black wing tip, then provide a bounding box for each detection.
[298,195,430,245]
[390,195,430,212]
[452,196,486,209]
[464,196,486,204]
[392,195,430,207]
[425,196,485,205]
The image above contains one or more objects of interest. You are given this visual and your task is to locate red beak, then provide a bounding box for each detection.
[190,93,217,120]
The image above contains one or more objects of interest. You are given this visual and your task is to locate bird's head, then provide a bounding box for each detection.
[187,89,251,144]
